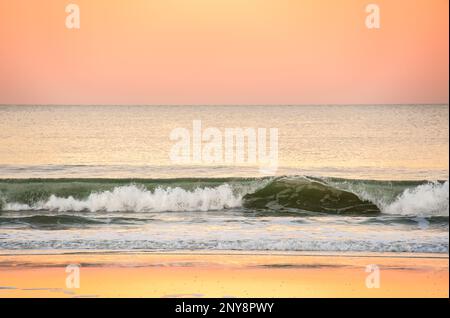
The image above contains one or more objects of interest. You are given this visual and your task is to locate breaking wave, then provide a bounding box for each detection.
[0,177,448,216]
[4,184,242,213]
[383,181,449,216]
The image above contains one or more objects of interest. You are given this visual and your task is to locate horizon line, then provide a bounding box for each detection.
[0,103,449,107]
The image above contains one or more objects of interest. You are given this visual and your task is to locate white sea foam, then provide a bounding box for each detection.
[383,181,449,216]
[2,234,448,253]
[327,179,449,217]
[3,180,449,216]
[6,184,243,212]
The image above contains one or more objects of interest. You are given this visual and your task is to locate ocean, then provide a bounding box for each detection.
[0,105,448,254]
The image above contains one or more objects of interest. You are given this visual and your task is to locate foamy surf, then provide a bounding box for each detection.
[0,177,448,216]
[383,181,449,216]
[0,177,448,254]
[5,184,243,213]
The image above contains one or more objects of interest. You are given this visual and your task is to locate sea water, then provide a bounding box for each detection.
[0,105,448,253]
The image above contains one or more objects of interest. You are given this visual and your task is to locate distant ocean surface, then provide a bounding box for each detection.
[0,105,448,253]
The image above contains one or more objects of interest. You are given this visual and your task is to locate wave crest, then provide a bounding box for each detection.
[383,181,449,216]
[1,177,449,216]
[5,184,243,212]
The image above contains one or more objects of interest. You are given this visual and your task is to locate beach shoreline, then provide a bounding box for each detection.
[0,251,448,298]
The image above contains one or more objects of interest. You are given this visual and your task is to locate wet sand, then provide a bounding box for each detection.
[0,252,448,298]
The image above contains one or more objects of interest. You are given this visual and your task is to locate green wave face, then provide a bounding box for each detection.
[242,177,381,214]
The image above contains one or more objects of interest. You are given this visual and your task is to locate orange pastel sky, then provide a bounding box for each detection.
[0,0,448,105]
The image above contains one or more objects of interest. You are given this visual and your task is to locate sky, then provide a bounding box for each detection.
[0,0,448,105]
